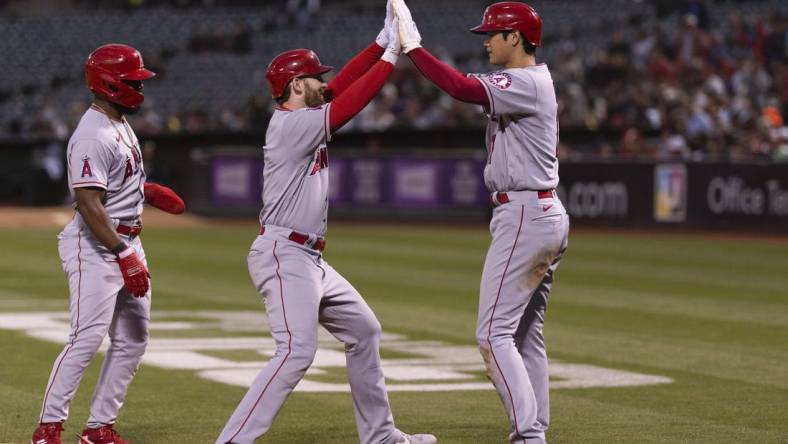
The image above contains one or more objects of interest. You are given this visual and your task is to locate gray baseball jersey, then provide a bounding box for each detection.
[258,104,333,237]
[470,65,559,193]
[469,65,569,444]
[218,102,412,444]
[38,104,150,429]
[67,105,146,220]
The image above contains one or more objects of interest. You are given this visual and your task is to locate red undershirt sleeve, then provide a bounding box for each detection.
[328,60,394,133]
[408,47,489,106]
[326,42,386,100]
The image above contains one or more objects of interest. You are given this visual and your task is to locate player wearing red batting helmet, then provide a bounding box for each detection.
[469,1,542,46]
[392,1,569,443]
[85,44,156,114]
[214,3,437,444]
[31,43,184,444]
[265,48,333,100]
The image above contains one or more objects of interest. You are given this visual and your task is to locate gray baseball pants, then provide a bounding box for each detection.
[216,228,400,444]
[476,191,570,444]
[39,226,150,428]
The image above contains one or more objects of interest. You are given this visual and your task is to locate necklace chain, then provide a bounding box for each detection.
[92,104,137,149]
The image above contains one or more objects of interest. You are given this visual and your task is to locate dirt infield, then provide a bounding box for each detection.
[0,206,784,243]
[0,206,212,229]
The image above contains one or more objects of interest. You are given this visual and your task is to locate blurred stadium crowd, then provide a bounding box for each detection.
[1,0,786,160]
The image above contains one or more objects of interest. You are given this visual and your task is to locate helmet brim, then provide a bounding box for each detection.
[121,68,156,81]
[314,65,334,76]
[469,24,510,34]
[297,65,333,80]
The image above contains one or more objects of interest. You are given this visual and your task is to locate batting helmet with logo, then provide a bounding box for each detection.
[470,2,542,47]
[85,44,156,109]
[265,49,333,100]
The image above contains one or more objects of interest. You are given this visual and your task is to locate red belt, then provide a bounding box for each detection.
[490,190,553,208]
[259,226,326,252]
[117,223,142,239]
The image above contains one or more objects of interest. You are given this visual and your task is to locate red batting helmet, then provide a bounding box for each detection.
[265,49,333,100]
[85,44,155,109]
[470,2,542,47]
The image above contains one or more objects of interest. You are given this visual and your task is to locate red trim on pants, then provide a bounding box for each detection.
[486,205,527,444]
[228,241,292,443]
[40,229,84,422]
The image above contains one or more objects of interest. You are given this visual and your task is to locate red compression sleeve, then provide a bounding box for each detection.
[327,42,386,99]
[408,48,489,105]
[329,60,394,133]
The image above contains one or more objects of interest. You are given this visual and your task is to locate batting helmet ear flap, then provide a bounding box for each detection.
[87,69,146,108]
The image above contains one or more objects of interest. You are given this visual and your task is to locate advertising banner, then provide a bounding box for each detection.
[685,163,788,229]
[211,157,260,205]
[325,156,488,209]
[208,151,787,230]
[555,163,654,225]
[654,164,688,223]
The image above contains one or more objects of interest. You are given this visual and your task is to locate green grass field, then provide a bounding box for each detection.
[1,223,787,443]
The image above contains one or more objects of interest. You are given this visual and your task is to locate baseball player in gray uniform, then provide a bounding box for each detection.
[392,1,570,443]
[215,5,436,444]
[31,44,185,444]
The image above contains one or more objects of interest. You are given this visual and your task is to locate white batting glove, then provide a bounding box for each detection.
[382,17,401,64]
[375,0,397,48]
[392,0,422,53]
[375,0,395,48]
[375,27,388,48]
[391,0,413,23]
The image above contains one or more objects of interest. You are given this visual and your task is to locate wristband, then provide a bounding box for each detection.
[111,242,129,255]
[382,50,399,65]
[112,242,134,259]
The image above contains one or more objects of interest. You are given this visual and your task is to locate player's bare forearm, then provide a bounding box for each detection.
[74,187,126,252]
[408,47,489,105]
[329,60,394,132]
[326,42,385,100]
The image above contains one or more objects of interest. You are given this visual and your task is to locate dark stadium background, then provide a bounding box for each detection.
[1,0,786,230]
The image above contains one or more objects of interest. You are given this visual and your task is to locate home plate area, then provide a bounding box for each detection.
[0,311,672,392]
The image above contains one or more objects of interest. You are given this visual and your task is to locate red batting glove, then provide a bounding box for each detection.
[117,246,151,297]
[144,182,186,214]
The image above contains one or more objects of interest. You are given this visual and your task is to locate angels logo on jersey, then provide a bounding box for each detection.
[80,155,93,178]
[487,72,513,90]
[122,145,143,183]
